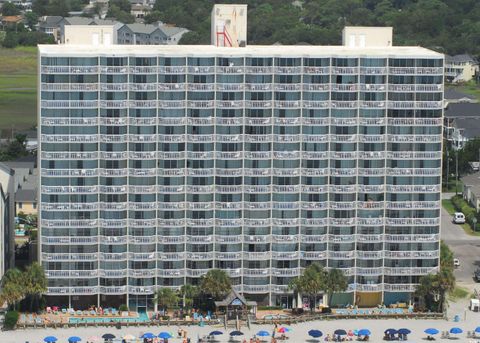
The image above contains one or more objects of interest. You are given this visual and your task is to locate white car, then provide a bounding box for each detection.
[454,258,460,268]
[453,212,466,224]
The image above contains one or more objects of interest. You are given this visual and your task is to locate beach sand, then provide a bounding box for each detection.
[2,309,480,343]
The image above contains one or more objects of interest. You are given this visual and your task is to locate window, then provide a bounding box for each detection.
[18,203,22,209]
[33,202,37,209]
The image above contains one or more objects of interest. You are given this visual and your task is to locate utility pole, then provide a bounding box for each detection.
[446,146,449,191]
[455,148,459,195]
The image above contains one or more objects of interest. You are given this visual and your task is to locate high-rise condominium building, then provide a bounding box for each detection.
[39,21,443,310]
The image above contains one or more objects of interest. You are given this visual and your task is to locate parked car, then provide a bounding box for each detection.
[454,258,460,268]
[474,269,480,282]
[453,212,466,224]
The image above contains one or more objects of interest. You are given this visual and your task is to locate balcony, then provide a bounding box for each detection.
[130,66,157,74]
[41,83,99,91]
[187,66,215,74]
[100,286,127,295]
[41,100,98,108]
[303,100,329,108]
[129,286,155,294]
[158,66,186,74]
[217,66,244,74]
[331,67,358,74]
[41,66,98,74]
[303,66,330,74]
[130,83,157,91]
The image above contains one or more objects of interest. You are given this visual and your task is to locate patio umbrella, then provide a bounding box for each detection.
[230,331,244,336]
[424,328,439,335]
[257,331,270,337]
[141,333,156,339]
[384,329,397,335]
[450,327,463,334]
[158,332,173,339]
[210,331,223,336]
[334,329,347,336]
[101,334,115,340]
[358,329,371,336]
[398,328,411,335]
[44,337,58,343]
[123,334,135,340]
[308,330,323,338]
[68,337,82,343]
[475,327,480,333]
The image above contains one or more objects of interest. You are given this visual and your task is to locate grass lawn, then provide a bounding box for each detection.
[448,286,470,301]
[0,47,37,135]
[442,198,480,236]
[442,180,463,193]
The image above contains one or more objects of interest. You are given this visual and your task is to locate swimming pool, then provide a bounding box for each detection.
[69,312,149,324]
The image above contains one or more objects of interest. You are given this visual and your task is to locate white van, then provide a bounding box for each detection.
[453,212,466,224]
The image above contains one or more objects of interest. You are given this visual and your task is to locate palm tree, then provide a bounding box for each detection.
[440,241,454,272]
[324,269,348,306]
[23,262,47,312]
[0,268,26,309]
[288,263,325,311]
[180,284,199,309]
[154,287,179,313]
[199,269,232,300]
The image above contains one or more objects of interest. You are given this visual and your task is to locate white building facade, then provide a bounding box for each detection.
[38,43,443,310]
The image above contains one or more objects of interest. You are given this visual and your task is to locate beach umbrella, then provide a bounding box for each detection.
[101,334,115,340]
[358,329,371,336]
[257,331,270,337]
[334,329,347,336]
[141,333,156,339]
[398,328,411,335]
[210,331,223,336]
[424,328,439,335]
[158,332,173,339]
[475,327,480,333]
[44,337,58,343]
[384,329,397,335]
[230,331,244,336]
[450,327,463,334]
[68,337,81,343]
[123,334,135,340]
[308,330,323,338]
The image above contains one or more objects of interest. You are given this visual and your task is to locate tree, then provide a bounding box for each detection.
[1,31,18,48]
[106,4,135,24]
[24,12,39,31]
[46,0,70,17]
[199,269,232,301]
[109,0,131,13]
[1,2,20,16]
[144,10,162,24]
[154,287,179,312]
[32,0,49,16]
[324,269,348,306]
[0,269,25,309]
[289,263,325,311]
[23,262,47,312]
[180,284,199,309]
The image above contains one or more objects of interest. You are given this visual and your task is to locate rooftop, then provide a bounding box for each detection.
[38,44,443,57]
[15,189,36,203]
[453,117,480,139]
[445,103,480,118]
[446,54,478,64]
[444,88,477,101]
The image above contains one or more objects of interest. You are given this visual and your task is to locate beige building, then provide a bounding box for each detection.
[64,25,118,45]
[342,26,393,48]
[211,4,247,47]
[463,172,480,212]
[445,54,479,83]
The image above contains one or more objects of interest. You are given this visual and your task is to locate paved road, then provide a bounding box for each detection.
[441,204,480,291]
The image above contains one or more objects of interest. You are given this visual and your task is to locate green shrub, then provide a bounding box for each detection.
[4,310,19,329]
[119,304,128,312]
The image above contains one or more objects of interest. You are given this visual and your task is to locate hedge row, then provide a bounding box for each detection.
[451,195,478,229]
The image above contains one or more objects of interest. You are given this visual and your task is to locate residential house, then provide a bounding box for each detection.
[117,22,188,45]
[463,172,480,212]
[131,4,150,19]
[444,103,480,149]
[445,54,479,83]
[3,159,37,217]
[38,16,63,41]
[0,15,23,29]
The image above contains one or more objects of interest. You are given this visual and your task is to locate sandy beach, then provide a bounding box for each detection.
[3,307,480,343]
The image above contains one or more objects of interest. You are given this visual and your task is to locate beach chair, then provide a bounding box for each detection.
[62,308,67,314]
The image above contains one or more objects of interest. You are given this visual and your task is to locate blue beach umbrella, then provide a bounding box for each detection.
[44,337,58,343]
[424,328,439,335]
[475,327,480,333]
[358,329,371,336]
[230,331,244,336]
[450,327,463,334]
[209,331,223,336]
[257,331,270,337]
[158,332,173,339]
[308,330,323,338]
[68,337,81,343]
[334,329,347,336]
[385,329,397,335]
[141,333,156,339]
[398,328,411,335]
